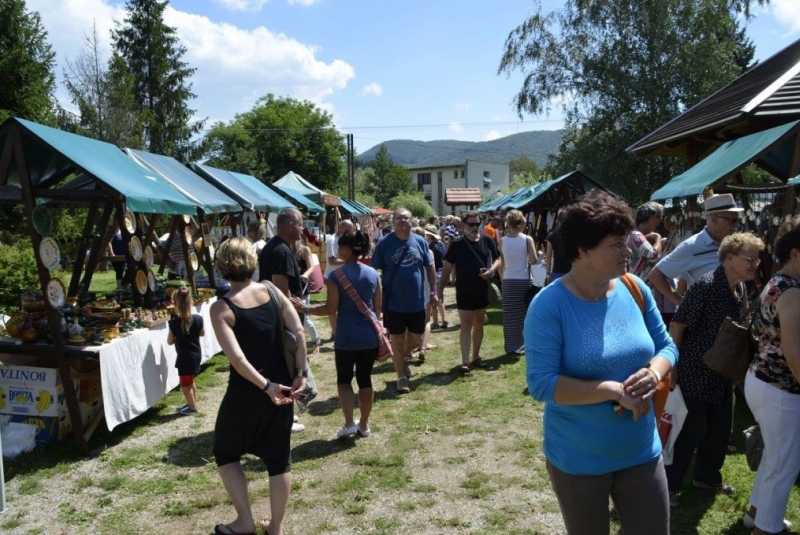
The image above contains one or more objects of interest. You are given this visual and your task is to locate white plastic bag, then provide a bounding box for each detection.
[1,422,38,459]
[659,385,688,465]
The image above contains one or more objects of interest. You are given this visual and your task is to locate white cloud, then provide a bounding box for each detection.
[360,82,383,97]
[484,130,501,141]
[454,102,471,110]
[28,0,355,127]
[287,0,322,5]
[773,0,800,33]
[449,122,463,133]
[214,0,270,11]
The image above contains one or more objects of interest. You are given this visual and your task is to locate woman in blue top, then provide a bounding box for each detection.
[525,190,678,534]
[296,230,381,439]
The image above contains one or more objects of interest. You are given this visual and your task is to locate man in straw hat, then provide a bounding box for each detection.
[647,193,743,308]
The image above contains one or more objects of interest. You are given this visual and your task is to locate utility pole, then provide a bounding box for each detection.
[346,133,355,200]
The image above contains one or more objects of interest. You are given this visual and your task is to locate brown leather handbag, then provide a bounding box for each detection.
[701,288,757,383]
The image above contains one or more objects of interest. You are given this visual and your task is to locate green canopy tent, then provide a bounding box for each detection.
[273,171,325,204]
[189,163,293,214]
[650,120,800,200]
[269,184,325,214]
[0,117,201,455]
[125,149,245,287]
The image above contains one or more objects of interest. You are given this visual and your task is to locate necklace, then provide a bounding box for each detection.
[566,273,607,302]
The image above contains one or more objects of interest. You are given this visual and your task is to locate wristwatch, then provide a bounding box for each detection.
[297,368,309,378]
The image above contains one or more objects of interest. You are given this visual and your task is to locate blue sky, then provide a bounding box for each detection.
[27,0,800,155]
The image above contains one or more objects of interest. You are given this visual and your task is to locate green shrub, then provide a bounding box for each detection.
[0,240,39,313]
[389,192,435,219]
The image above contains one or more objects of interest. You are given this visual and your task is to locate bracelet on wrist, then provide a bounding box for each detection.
[297,368,309,378]
[262,380,271,393]
[647,364,662,383]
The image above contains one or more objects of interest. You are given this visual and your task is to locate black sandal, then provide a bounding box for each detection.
[459,364,471,375]
[470,358,489,369]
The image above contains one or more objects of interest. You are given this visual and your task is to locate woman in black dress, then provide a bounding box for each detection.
[210,237,308,535]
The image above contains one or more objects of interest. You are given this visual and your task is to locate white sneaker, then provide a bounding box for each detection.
[357,426,371,438]
[293,414,299,423]
[291,422,305,433]
[336,420,359,438]
[742,512,792,530]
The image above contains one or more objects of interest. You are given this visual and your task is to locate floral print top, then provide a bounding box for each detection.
[753,273,800,394]
[627,229,659,279]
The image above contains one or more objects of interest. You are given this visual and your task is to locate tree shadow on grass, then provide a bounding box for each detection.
[165,430,215,468]
[306,395,340,417]
[374,370,463,402]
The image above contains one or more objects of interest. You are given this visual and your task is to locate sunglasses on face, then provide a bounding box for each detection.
[466,222,481,227]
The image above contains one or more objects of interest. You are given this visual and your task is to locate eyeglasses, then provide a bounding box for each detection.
[736,254,761,267]
[465,222,481,227]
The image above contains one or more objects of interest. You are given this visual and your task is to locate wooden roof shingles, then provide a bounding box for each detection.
[445,187,482,205]
[628,38,800,157]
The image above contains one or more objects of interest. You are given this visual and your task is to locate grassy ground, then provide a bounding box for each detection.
[0,286,798,534]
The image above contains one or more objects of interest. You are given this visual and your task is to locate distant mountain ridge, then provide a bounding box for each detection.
[358,130,563,168]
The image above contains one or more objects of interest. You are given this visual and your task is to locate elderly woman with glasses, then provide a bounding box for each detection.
[665,232,764,507]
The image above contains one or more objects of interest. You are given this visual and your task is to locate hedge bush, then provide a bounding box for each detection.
[0,240,39,313]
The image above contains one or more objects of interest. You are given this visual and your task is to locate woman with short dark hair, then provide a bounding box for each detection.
[210,236,308,535]
[525,189,677,534]
[295,230,381,439]
[744,217,800,534]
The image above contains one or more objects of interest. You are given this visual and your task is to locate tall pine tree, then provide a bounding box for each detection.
[0,0,56,124]
[112,0,204,159]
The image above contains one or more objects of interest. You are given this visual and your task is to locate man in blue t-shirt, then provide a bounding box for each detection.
[371,208,438,394]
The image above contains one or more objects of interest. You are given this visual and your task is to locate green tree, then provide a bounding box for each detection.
[0,0,56,124]
[498,0,762,204]
[112,0,203,158]
[389,192,435,219]
[203,94,347,192]
[508,155,540,176]
[63,23,143,147]
[365,144,414,207]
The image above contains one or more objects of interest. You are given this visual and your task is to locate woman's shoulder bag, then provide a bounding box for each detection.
[263,281,299,380]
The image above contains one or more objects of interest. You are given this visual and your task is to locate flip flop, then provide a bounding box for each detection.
[459,364,471,375]
[470,358,489,369]
[214,524,255,535]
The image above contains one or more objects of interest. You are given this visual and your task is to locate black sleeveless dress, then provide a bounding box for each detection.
[212,296,293,475]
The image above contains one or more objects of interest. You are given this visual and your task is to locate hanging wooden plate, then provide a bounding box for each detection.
[147,269,156,292]
[32,206,53,236]
[129,236,143,262]
[39,237,60,271]
[135,270,148,294]
[46,278,66,309]
[123,211,137,234]
[143,245,154,268]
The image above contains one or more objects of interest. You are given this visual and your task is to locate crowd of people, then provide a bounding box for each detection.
[202,194,799,535]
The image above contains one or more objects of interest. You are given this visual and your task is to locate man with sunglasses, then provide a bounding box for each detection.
[648,194,743,308]
[438,211,501,375]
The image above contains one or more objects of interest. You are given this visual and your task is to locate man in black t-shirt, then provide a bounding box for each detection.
[259,207,315,431]
[260,208,303,299]
[437,211,501,374]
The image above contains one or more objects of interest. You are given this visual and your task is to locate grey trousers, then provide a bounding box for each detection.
[546,456,669,535]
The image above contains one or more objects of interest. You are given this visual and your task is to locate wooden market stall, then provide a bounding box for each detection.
[444,187,482,215]
[0,117,203,454]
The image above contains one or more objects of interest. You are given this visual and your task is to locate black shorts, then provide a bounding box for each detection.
[456,288,489,311]
[383,310,426,335]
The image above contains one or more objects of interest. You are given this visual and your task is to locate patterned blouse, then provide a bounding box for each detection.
[753,273,800,394]
[627,229,659,279]
[673,265,740,404]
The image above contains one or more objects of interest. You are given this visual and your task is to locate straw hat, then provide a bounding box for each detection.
[702,194,744,217]
[424,224,441,240]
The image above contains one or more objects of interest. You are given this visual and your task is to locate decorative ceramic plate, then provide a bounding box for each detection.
[184,226,193,245]
[182,214,192,224]
[39,237,60,271]
[129,236,143,262]
[46,278,66,309]
[189,252,199,271]
[143,245,154,267]
[207,244,215,261]
[147,269,156,292]
[135,270,148,294]
[32,206,53,236]
[123,211,137,234]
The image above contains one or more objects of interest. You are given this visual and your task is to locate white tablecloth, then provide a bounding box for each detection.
[98,298,221,431]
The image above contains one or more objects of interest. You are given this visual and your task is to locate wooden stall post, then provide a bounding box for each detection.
[68,200,98,296]
[11,126,88,455]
